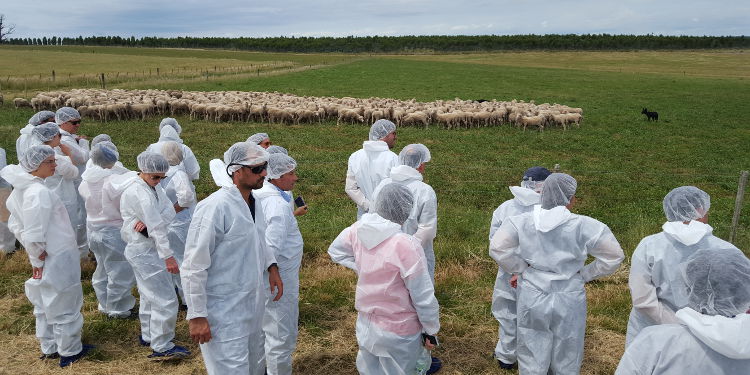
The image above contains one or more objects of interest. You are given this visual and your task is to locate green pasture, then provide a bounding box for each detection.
[0,47,749,374]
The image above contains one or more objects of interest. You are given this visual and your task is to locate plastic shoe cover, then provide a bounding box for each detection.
[427,356,442,374]
[59,344,94,367]
[39,352,60,360]
[148,345,190,360]
[497,359,516,370]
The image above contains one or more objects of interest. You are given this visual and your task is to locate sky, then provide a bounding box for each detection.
[3,0,748,39]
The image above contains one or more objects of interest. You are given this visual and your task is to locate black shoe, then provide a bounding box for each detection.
[39,352,59,360]
[148,345,190,360]
[427,356,442,374]
[138,335,150,347]
[497,359,517,370]
[59,344,94,368]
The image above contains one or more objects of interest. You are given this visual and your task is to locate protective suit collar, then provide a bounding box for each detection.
[20,123,34,135]
[510,186,540,206]
[158,125,183,144]
[356,213,402,250]
[533,205,572,232]
[662,220,713,246]
[362,140,389,152]
[0,164,41,189]
[209,159,234,188]
[389,165,422,183]
[676,307,750,360]
[253,180,282,200]
[81,164,113,183]
[106,170,140,194]
[166,163,185,178]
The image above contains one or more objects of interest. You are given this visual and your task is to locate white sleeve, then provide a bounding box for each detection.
[181,202,220,320]
[580,224,625,282]
[261,199,287,260]
[21,190,55,267]
[137,192,173,259]
[489,206,503,240]
[628,240,678,324]
[253,198,276,269]
[489,220,528,274]
[401,239,440,335]
[173,173,196,208]
[345,165,369,212]
[55,155,79,180]
[328,226,358,273]
[61,137,89,166]
[182,145,200,181]
[413,189,437,249]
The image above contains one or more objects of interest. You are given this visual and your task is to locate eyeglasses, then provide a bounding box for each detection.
[242,162,268,174]
[41,159,56,165]
[70,120,81,125]
[150,175,167,181]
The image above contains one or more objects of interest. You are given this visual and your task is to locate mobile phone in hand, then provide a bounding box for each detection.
[294,195,306,208]
[139,227,149,238]
[422,333,438,346]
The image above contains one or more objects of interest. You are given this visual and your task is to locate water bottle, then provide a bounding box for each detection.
[415,347,431,375]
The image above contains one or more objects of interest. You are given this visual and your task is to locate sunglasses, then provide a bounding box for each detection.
[226,161,268,176]
[70,120,81,125]
[150,175,167,181]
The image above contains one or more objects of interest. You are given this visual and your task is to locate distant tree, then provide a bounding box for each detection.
[0,14,16,43]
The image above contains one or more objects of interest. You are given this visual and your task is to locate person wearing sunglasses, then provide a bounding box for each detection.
[55,107,90,259]
[119,151,190,360]
[182,142,282,375]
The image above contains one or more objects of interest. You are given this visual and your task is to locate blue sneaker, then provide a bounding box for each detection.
[427,356,442,374]
[148,345,190,360]
[59,344,94,368]
[138,335,150,347]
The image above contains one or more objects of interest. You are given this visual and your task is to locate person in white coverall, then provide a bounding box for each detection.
[329,183,441,375]
[16,110,56,161]
[159,141,197,306]
[182,142,283,375]
[346,119,398,219]
[625,186,746,345]
[487,166,550,370]
[78,141,136,318]
[616,250,750,374]
[372,143,438,282]
[1,145,91,367]
[490,173,625,375]
[0,147,17,254]
[254,153,304,375]
[146,118,200,181]
[120,151,189,359]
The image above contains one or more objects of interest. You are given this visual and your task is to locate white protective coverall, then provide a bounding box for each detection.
[120,176,177,352]
[328,213,440,375]
[146,126,200,181]
[181,159,274,375]
[345,141,398,218]
[487,186,540,365]
[254,180,304,375]
[43,153,86,257]
[79,165,136,317]
[372,165,438,281]
[1,165,84,356]
[490,205,624,375]
[625,220,744,344]
[162,163,196,301]
[58,128,90,256]
[0,148,16,253]
[16,124,35,162]
[616,308,750,374]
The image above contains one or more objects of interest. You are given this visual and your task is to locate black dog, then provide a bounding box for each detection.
[641,108,659,121]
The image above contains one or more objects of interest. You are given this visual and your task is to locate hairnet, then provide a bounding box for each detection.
[267,153,297,180]
[136,151,170,174]
[29,110,56,126]
[159,117,182,134]
[521,166,551,190]
[369,119,396,141]
[31,122,60,143]
[55,107,81,124]
[161,141,184,166]
[224,142,270,175]
[663,186,711,222]
[20,145,55,172]
[90,134,112,148]
[267,145,288,155]
[373,183,414,225]
[540,173,577,209]
[90,141,119,168]
[684,250,750,317]
[247,133,269,145]
[398,143,431,169]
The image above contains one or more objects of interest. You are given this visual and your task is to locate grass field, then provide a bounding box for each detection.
[0,46,749,374]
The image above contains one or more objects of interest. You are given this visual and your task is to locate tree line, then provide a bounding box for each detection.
[5,34,748,52]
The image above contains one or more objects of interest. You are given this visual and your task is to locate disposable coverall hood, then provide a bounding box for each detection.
[509,186,540,207]
[662,220,713,246]
[356,213,402,250]
[81,164,114,184]
[362,140,390,153]
[676,307,750,360]
[209,159,234,188]
[106,170,139,194]
[533,205,572,232]
[0,164,39,190]
[158,125,183,144]
[389,165,423,183]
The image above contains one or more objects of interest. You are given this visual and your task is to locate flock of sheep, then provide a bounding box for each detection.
[12,89,583,130]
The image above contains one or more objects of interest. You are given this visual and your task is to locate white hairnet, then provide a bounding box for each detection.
[159,117,182,134]
[136,151,170,174]
[373,183,414,225]
[91,141,119,168]
[398,143,431,169]
[224,142,269,175]
[55,107,81,124]
[31,122,60,143]
[684,250,750,317]
[663,186,711,222]
[29,111,56,126]
[267,153,297,180]
[90,134,112,147]
[369,119,396,141]
[540,173,577,209]
[161,141,184,166]
[20,145,55,172]
[247,133,269,145]
[267,145,288,155]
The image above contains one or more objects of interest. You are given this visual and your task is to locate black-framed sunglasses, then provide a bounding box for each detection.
[70,120,81,125]
[150,175,167,181]
[226,161,268,176]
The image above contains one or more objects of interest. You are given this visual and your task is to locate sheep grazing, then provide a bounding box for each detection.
[13,98,32,109]
[641,108,658,121]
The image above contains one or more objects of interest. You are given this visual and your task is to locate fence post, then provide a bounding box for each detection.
[52,70,56,82]
[729,170,749,244]
[100,73,106,89]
